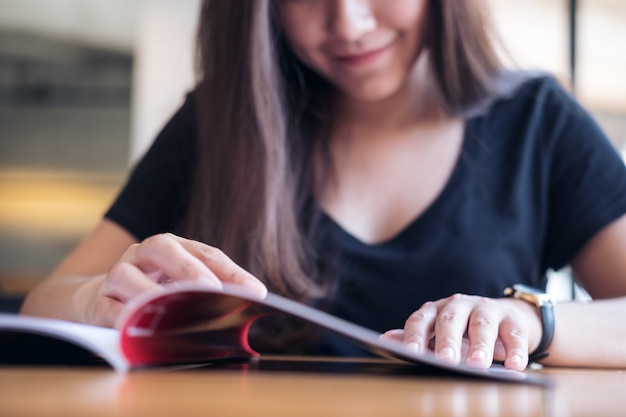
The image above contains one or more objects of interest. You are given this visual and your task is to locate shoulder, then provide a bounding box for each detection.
[472,71,599,150]
[486,71,575,119]
[104,91,199,240]
[134,91,198,168]
[151,92,198,147]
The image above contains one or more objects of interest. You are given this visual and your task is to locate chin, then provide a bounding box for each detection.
[341,78,404,103]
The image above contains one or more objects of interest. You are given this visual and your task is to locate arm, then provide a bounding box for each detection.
[20,220,136,324]
[387,214,626,370]
[20,219,266,327]
[543,213,626,367]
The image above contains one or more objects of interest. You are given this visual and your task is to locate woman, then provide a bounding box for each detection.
[21,0,626,371]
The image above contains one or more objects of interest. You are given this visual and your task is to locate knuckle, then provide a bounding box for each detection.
[403,332,427,344]
[507,328,526,341]
[408,310,429,323]
[144,233,168,245]
[404,311,431,333]
[438,336,456,347]
[437,311,459,325]
[448,293,465,303]
[177,260,200,279]
[140,233,175,254]
[225,270,243,285]
[476,296,492,307]
[197,244,225,262]
[470,315,492,329]
[509,329,526,339]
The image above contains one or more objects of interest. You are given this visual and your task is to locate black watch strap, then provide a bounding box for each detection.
[529,298,554,361]
[504,285,555,362]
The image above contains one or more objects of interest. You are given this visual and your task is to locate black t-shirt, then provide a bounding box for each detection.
[106,75,626,350]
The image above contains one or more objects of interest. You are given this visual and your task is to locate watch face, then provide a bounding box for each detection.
[512,284,553,305]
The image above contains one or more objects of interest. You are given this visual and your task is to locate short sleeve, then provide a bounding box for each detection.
[540,79,626,270]
[104,94,197,241]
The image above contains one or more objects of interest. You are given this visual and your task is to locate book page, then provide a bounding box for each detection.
[118,284,552,386]
[0,313,127,372]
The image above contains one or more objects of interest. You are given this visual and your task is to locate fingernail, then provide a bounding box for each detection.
[439,347,455,360]
[509,354,523,367]
[163,281,182,289]
[242,280,268,297]
[470,349,487,362]
[405,342,420,353]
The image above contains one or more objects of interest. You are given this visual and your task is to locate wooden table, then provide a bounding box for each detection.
[1,357,624,417]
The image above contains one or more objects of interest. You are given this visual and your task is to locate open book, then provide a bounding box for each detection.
[0,284,549,385]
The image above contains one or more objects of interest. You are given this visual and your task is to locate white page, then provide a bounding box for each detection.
[0,313,127,372]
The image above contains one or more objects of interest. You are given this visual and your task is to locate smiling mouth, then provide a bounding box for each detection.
[334,42,393,67]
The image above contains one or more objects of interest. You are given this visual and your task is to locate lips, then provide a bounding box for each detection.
[333,41,394,67]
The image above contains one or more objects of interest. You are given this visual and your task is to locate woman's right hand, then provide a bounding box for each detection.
[15,220,270,329]
[79,233,267,328]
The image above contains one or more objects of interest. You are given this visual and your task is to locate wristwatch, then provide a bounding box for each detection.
[503,284,555,361]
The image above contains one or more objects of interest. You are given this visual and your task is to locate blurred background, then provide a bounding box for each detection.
[0,0,624,302]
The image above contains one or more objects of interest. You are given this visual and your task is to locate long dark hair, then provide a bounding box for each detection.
[184,0,503,301]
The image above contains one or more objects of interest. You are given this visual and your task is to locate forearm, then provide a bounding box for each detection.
[20,220,134,325]
[20,231,267,328]
[20,274,104,324]
[542,297,626,368]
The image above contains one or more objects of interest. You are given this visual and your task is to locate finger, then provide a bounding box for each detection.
[126,234,223,288]
[102,262,164,304]
[499,318,529,371]
[460,338,470,361]
[433,294,472,364]
[493,338,506,360]
[403,301,437,354]
[91,296,125,328]
[86,265,159,327]
[168,234,267,297]
[466,305,500,369]
[380,329,404,343]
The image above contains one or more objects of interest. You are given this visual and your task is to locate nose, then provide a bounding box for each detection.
[328,0,377,43]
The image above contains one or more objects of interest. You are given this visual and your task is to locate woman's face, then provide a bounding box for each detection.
[278,0,427,103]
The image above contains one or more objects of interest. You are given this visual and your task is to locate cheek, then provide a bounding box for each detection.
[278,6,326,66]
[378,0,427,40]
[281,31,319,67]
[385,1,428,65]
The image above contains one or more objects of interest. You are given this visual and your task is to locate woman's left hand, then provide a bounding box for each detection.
[381,294,543,371]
